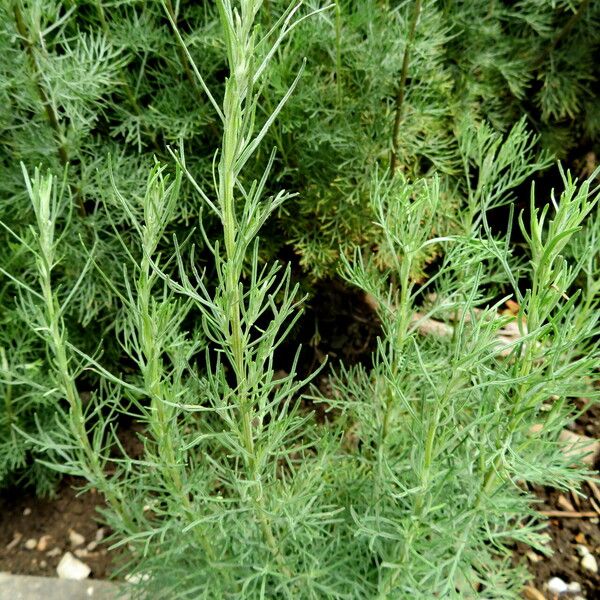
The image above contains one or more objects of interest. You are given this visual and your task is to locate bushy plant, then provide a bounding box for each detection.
[3,0,598,489]
[0,0,599,598]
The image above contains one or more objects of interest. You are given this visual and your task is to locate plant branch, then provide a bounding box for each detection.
[13,5,86,217]
[390,0,421,175]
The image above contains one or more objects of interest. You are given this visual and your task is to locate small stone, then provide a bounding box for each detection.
[567,581,582,593]
[125,572,150,584]
[37,535,52,552]
[558,429,600,466]
[522,585,545,600]
[56,552,91,580]
[591,517,599,524]
[547,577,568,595]
[86,540,98,552]
[69,529,85,548]
[46,547,62,558]
[94,528,106,543]
[24,538,37,550]
[6,532,22,550]
[526,551,543,563]
[22,507,31,516]
[39,560,47,569]
[576,544,591,557]
[74,548,88,558]
[581,552,598,573]
[575,532,587,544]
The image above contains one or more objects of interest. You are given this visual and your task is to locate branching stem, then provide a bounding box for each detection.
[13,6,86,217]
[390,0,421,175]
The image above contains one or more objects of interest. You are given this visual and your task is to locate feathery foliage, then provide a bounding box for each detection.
[0,0,599,597]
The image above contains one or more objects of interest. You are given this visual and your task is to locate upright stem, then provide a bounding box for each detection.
[136,254,222,568]
[380,250,412,442]
[379,377,448,597]
[164,0,205,96]
[137,261,182,491]
[13,5,86,217]
[335,1,343,106]
[551,0,591,51]
[0,349,15,433]
[216,0,291,579]
[390,0,421,175]
[38,246,126,514]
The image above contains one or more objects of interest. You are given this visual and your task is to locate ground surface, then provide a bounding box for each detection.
[516,401,600,600]
[0,282,598,599]
[0,574,122,600]
[0,476,122,580]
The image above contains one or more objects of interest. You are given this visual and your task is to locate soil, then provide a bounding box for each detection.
[0,476,123,579]
[513,401,600,600]
[518,482,600,600]
[0,281,598,600]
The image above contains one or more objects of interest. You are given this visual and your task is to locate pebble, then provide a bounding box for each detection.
[24,538,37,550]
[522,585,545,600]
[558,429,600,466]
[567,581,582,593]
[22,507,31,516]
[125,572,150,584]
[86,540,98,551]
[37,535,52,552]
[6,532,22,550]
[526,550,543,563]
[94,528,106,543]
[69,529,86,548]
[576,544,591,558]
[581,552,598,573]
[46,547,62,557]
[56,552,91,580]
[39,560,47,569]
[547,576,568,595]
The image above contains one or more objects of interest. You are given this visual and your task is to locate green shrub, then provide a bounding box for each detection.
[0,0,599,597]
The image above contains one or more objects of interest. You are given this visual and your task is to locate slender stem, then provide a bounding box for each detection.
[137,261,182,490]
[381,252,412,442]
[379,378,447,597]
[13,7,67,164]
[551,0,590,51]
[335,1,343,106]
[137,256,222,567]
[13,5,86,217]
[216,0,292,580]
[164,0,203,94]
[390,0,421,175]
[1,349,15,429]
[39,251,127,515]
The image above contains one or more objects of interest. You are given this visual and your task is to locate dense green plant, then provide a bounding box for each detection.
[326,164,599,597]
[265,0,600,275]
[2,0,599,489]
[1,0,599,597]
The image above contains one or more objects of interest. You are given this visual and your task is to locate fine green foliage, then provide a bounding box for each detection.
[0,0,599,598]
[328,166,599,598]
